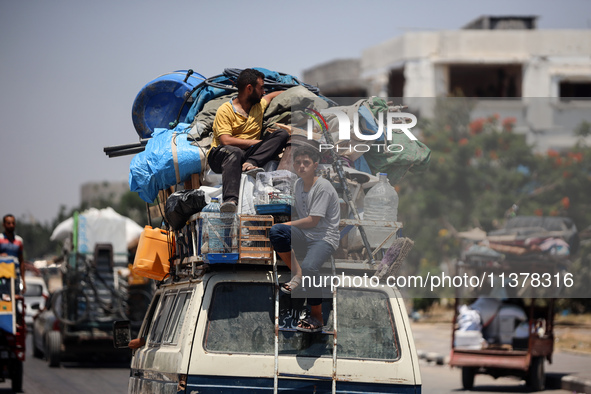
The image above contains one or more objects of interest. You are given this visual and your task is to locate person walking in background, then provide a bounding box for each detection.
[0,214,26,293]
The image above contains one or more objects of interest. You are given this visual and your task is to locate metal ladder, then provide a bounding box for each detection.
[272,255,338,394]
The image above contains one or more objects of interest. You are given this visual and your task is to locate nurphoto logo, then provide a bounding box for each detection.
[305,107,418,153]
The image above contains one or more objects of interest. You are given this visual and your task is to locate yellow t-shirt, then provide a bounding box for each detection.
[210,98,269,149]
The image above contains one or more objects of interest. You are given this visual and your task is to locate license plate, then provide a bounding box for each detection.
[0,351,8,359]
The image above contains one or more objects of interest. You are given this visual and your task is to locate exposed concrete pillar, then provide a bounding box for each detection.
[433,64,449,97]
[404,59,437,97]
[377,72,389,98]
[404,60,438,117]
[523,57,554,132]
[523,57,552,97]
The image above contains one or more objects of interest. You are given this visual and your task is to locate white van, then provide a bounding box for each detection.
[23,275,49,327]
[116,265,421,393]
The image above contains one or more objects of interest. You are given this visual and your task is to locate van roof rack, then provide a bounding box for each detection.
[156,212,406,287]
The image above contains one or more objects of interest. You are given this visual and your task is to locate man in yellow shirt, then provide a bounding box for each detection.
[208,69,288,212]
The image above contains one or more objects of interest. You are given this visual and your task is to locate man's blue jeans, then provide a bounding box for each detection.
[270,223,335,306]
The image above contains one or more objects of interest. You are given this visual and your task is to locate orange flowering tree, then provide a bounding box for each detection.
[398,99,591,287]
[524,121,591,222]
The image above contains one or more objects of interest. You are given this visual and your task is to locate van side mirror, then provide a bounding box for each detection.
[113,320,131,349]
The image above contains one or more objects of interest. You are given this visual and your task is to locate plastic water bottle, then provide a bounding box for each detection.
[202,198,224,253]
[363,173,399,248]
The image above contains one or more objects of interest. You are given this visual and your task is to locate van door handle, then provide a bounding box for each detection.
[133,370,143,377]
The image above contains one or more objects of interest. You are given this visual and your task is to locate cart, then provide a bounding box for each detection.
[449,253,559,392]
[0,257,25,392]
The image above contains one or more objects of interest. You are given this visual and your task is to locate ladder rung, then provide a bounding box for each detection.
[239,235,270,241]
[240,246,271,251]
[278,327,334,335]
[274,244,340,394]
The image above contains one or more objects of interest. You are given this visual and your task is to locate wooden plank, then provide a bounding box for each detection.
[149,202,165,218]
[184,173,202,190]
[240,235,270,241]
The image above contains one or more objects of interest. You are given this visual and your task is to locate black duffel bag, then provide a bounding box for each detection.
[164,189,207,230]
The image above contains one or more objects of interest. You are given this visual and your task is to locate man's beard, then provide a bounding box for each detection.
[248,90,261,105]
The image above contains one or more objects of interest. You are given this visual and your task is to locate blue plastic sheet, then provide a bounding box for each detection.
[255,67,299,85]
[129,124,204,203]
[184,76,231,123]
[354,155,372,174]
[184,67,310,124]
[358,104,384,142]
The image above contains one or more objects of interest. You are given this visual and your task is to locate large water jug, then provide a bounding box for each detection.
[202,198,224,252]
[363,173,399,248]
[132,226,172,280]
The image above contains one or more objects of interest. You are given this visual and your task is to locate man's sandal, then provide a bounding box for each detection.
[220,200,237,213]
[296,316,323,333]
[280,275,302,294]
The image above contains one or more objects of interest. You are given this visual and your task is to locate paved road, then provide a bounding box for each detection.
[412,321,591,393]
[3,323,588,393]
[0,333,130,394]
[420,362,572,393]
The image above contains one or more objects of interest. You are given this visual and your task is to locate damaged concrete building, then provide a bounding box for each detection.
[303,16,591,151]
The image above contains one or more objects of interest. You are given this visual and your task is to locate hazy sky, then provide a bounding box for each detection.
[1,0,590,225]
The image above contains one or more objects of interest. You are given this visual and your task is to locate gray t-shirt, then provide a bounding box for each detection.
[294,177,341,250]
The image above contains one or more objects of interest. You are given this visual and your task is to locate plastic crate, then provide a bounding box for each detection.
[255,204,292,215]
[205,253,240,264]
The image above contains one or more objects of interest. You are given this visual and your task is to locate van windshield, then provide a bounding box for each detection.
[204,283,400,361]
[25,284,44,297]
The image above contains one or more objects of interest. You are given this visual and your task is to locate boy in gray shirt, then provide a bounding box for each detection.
[269,145,340,332]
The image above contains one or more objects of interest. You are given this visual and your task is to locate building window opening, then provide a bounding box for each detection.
[388,68,405,98]
[560,81,591,100]
[449,64,522,98]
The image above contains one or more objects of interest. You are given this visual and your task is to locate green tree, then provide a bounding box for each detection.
[117,191,149,226]
[15,219,60,261]
[399,99,537,273]
[398,102,591,283]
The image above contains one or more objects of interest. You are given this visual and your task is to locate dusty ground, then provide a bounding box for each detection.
[554,314,591,354]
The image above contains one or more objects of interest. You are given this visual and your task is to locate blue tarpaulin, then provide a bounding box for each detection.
[184,67,312,124]
[129,124,204,203]
[129,67,325,204]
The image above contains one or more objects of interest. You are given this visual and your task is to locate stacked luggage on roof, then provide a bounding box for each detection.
[122,67,431,274]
